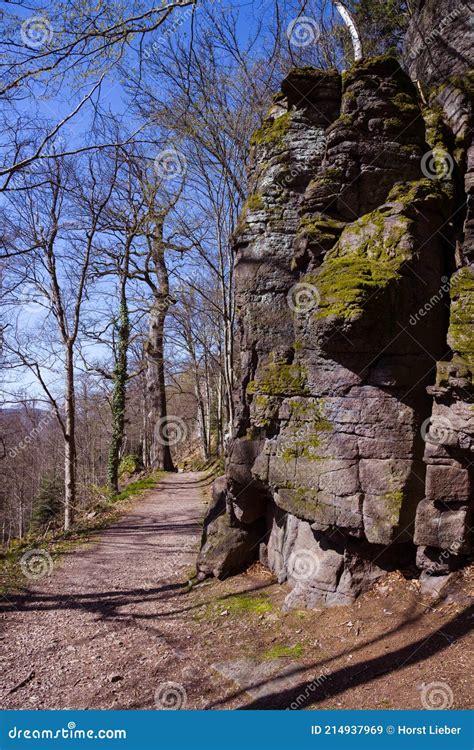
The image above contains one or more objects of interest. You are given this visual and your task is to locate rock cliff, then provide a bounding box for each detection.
[405,0,473,579]
[197,0,473,607]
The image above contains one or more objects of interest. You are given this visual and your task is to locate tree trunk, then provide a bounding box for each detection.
[141,372,150,469]
[17,491,24,539]
[146,215,175,472]
[64,345,76,530]
[146,298,175,472]
[203,351,212,459]
[107,281,130,494]
[195,378,209,461]
[216,368,224,455]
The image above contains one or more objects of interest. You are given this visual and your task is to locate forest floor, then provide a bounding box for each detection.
[0,471,473,711]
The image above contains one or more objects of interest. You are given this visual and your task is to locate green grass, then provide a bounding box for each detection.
[219,593,273,615]
[194,593,274,622]
[0,471,165,595]
[112,474,163,502]
[261,642,304,660]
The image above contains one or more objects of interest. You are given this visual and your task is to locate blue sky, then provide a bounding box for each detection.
[2,0,332,401]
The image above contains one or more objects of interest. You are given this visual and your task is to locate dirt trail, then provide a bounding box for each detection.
[1,471,472,711]
[0,472,208,709]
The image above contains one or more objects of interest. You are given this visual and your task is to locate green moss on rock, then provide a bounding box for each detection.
[247,357,309,397]
[423,105,447,150]
[314,178,447,323]
[387,178,447,206]
[342,54,413,92]
[279,399,332,462]
[245,193,264,211]
[384,489,404,525]
[307,167,343,193]
[448,266,474,365]
[315,200,413,322]
[234,192,264,235]
[281,435,325,463]
[392,92,419,116]
[288,397,332,431]
[297,214,345,246]
[276,486,327,522]
[329,113,354,130]
[250,111,292,147]
[385,117,404,130]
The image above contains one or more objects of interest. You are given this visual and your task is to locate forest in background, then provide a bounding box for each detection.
[0,0,409,544]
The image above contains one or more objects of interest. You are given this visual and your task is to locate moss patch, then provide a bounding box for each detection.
[315,208,411,322]
[276,486,328,522]
[384,489,404,525]
[297,214,345,247]
[387,178,447,207]
[342,54,413,92]
[423,105,447,151]
[392,92,419,116]
[247,358,309,397]
[449,266,474,365]
[307,167,343,193]
[251,112,291,147]
[261,642,303,660]
[245,193,264,211]
[219,594,273,615]
[281,435,326,463]
[280,398,332,461]
[315,179,449,323]
[235,192,264,235]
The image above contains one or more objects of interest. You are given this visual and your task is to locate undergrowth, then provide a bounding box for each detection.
[0,471,165,595]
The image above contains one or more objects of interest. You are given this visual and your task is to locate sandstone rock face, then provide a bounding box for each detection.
[404,0,474,577]
[197,9,473,605]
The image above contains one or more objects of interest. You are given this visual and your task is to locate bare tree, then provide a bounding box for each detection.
[137,181,182,473]
[3,153,117,528]
[0,1,198,184]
